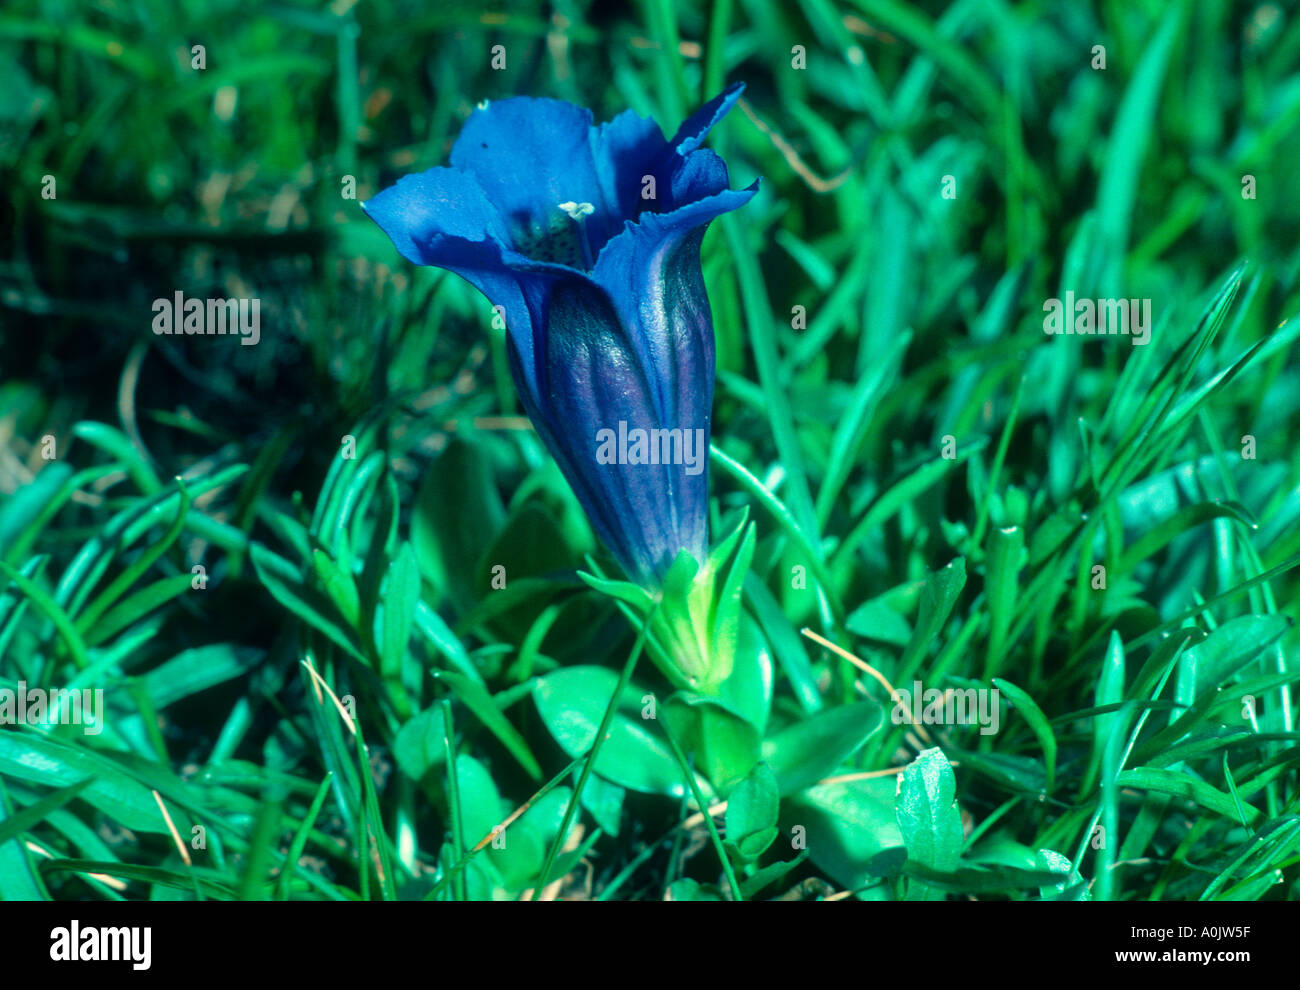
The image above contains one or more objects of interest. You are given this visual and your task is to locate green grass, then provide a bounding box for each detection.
[1,0,1299,901]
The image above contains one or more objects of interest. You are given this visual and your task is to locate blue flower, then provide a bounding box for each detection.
[364,85,757,589]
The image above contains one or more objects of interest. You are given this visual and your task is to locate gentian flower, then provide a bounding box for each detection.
[364,85,755,580]
[364,85,757,688]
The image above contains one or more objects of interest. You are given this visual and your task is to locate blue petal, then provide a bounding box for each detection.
[585,182,758,561]
[589,108,668,252]
[589,85,747,241]
[669,82,745,158]
[362,166,574,401]
[592,183,759,414]
[536,279,695,585]
[668,147,736,206]
[361,166,512,263]
[450,98,607,262]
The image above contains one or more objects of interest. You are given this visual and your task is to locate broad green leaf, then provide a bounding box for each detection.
[897,748,962,898]
[533,666,688,797]
[785,775,902,892]
[450,753,505,854]
[761,699,884,796]
[489,786,572,892]
[393,705,447,782]
[578,772,624,838]
[845,597,912,647]
[664,692,760,793]
[1033,848,1091,901]
[714,612,774,735]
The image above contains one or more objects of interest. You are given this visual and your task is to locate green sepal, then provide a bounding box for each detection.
[580,511,758,695]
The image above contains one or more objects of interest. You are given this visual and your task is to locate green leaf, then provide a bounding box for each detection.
[0,779,93,846]
[250,543,368,665]
[414,601,482,684]
[1087,631,1128,797]
[714,612,774,735]
[393,705,447,782]
[1094,5,1181,285]
[533,666,689,797]
[761,700,884,796]
[902,861,1065,893]
[83,573,196,647]
[944,747,1046,794]
[45,859,243,899]
[449,753,505,854]
[379,543,421,679]
[138,644,264,709]
[576,571,655,612]
[1118,501,1257,574]
[743,575,822,713]
[846,597,912,647]
[784,775,903,892]
[312,548,361,630]
[411,439,506,612]
[1117,767,1263,827]
[488,786,572,892]
[1035,848,1091,900]
[436,671,542,781]
[0,779,49,900]
[992,677,1057,792]
[0,462,72,555]
[668,877,726,901]
[739,851,809,899]
[1174,614,1291,706]
[983,525,1024,677]
[897,748,962,898]
[724,761,780,861]
[577,773,624,838]
[896,558,966,683]
[664,692,760,793]
[0,734,167,834]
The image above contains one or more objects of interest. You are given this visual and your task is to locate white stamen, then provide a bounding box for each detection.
[559,201,595,220]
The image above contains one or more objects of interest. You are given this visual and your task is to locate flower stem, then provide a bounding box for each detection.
[530,602,658,899]
[660,711,744,901]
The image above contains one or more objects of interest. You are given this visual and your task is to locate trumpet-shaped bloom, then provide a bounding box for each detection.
[364,85,757,589]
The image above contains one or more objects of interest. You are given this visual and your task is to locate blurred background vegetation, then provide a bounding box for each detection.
[1,0,1299,900]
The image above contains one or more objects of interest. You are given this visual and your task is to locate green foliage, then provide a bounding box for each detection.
[2,0,1299,901]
